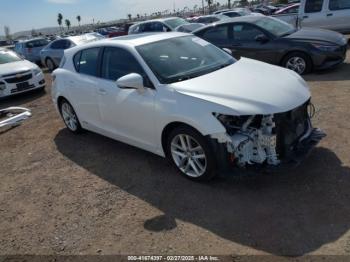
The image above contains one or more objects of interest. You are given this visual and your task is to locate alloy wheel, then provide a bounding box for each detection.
[285,56,306,74]
[61,102,78,131]
[171,134,207,178]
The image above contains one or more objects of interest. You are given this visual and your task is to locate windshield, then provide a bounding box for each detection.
[0,49,22,64]
[136,36,236,84]
[163,18,189,29]
[252,17,295,37]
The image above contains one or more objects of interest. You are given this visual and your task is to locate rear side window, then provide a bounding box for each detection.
[329,0,350,10]
[305,0,324,13]
[201,25,229,43]
[74,48,100,77]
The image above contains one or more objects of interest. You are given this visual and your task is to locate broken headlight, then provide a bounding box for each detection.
[214,113,261,135]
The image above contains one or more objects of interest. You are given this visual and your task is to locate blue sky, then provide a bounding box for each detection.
[0,0,227,34]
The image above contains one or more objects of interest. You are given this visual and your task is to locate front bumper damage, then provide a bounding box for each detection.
[0,107,32,130]
[211,103,326,175]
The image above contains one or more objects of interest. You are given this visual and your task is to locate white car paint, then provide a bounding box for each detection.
[52,33,312,160]
[0,49,45,98]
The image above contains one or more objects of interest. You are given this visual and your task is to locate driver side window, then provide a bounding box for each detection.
[101,47,152,87]
[233,24,264,41]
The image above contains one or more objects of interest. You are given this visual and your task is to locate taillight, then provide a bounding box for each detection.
[26,48,32,54]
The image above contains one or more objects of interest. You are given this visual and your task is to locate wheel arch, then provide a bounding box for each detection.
[161,122,205,157]
[279,49,314,67]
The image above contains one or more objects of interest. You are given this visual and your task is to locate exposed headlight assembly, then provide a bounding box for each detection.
[311,43,339,52]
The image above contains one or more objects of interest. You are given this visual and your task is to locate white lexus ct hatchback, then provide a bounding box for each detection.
[52,32,325,181]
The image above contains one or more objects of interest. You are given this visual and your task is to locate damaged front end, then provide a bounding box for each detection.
[212,101,326,171]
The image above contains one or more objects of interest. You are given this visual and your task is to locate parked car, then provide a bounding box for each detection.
[40,33,103,71]
[221,8,262,18]
[52,33,325,181]
[190,15,228,24]
[193,16,348,74]
[273,4,300,25]
[0,48,45,98]
[128,17,203,34]
[14,38,50,64]
[273,0,350,33]
[213,9,232,15]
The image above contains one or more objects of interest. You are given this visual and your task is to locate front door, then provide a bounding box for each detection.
[301,0,328,28]
[231,23,276,64]
[96,47,157,151]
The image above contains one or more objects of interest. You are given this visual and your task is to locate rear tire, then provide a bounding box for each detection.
[282,52,312,75]
[59,99,83,134]
[46,58,56,72]
[166,126,217,182]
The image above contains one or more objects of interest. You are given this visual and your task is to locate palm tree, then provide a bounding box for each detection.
[65,19,71,32]
[205,0,213,13]
[76,15,81,27]
[57,13,63,33]
[127,14,132,20]
[137,14,140,20]
[228,0,231,8]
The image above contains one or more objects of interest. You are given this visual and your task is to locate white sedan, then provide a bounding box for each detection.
[52,33,325,181]
[0,48,45,98]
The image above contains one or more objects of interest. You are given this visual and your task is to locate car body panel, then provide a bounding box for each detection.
[169,58,310,115]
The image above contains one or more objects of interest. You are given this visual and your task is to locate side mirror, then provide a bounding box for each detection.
[116,73,145,91]
[255,34,269,43]
[222,48,232,55]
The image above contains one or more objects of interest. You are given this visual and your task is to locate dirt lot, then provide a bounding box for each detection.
[0,51,350,257]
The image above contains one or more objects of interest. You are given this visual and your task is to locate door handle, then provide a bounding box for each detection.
[232,43,241,47]
[303,15,309,19]
[98,88,107,95]
[327,13,333,16]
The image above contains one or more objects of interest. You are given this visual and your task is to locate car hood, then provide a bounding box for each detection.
[0,60,36,78]
[285,27,347,46]
[168,58,311,115]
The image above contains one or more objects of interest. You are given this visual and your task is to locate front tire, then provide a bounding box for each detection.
[59,99,82,134]
[282,52,312,75]
[166,126,217,181]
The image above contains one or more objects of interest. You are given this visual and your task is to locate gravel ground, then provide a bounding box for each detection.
[0,52,350,257]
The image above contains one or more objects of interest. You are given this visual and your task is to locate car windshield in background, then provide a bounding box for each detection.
[164,18,189,29]
[136,36,236,84]
[0,50,22,64]
[253,17,295,37]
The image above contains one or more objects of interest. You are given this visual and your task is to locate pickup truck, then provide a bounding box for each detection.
[273,0,350,33]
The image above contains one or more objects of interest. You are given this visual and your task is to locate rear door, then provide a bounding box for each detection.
[68,47,101,128]
[197,24,232,51]
[325,0,350,32]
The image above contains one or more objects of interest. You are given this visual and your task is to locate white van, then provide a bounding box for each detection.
[273,0,350,33]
